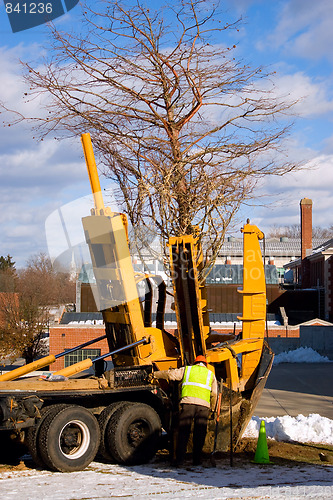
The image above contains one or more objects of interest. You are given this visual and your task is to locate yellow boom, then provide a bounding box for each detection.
[0,355,56,382]
[81,132,105,214]
[0,335,107,381]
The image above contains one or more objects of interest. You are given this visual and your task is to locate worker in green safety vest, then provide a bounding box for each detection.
[154,355,217,466]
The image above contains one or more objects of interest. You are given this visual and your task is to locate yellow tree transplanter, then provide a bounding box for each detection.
[0,134,273,470]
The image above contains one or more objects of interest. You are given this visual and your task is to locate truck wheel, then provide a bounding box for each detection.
[98,401,133,461]
[107,403,161,464]
[25,404,68,467]
[38,405,100,472]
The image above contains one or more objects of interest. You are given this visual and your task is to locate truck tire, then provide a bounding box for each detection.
[98,401,133,461]
[38,405,100,472]
[25,404,68,467]
[107,403,161,464]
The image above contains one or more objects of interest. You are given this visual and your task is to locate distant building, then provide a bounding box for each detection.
[285,239,333,321]
[215,235,325,283]
[131,234,326,284]
[284,199,333,321]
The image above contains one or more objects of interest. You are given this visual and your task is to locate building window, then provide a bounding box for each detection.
[276,267,285,279]
[64,348,101,368]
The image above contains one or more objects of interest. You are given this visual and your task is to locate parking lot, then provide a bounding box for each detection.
[255,363,333,419]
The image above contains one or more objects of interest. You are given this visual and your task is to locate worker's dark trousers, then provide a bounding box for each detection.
[176,403,209,464]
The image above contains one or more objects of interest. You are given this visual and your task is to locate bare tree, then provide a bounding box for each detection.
[0,255,16,293]
[6,0,299,275]
[0,254,75,364]
[268,224,333,240]
[0,255,15,273]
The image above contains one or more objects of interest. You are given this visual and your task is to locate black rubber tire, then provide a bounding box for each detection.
[107,403,161,465]
[98,401,133,461]
[38,405,100,472]
[25,404,68,468]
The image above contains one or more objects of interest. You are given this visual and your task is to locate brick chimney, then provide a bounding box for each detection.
[300,198,312,287]
[300,198,313,259]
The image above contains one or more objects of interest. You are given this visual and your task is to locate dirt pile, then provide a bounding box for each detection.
[229,438,333,466]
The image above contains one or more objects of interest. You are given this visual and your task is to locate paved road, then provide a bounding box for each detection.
[255,363,333,419]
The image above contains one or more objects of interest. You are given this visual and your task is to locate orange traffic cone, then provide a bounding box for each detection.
[253,420,271,464]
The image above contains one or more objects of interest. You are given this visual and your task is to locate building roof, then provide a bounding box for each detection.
[131,236,327,261]
[60,312,103,324]
[284,238,333,269]
[220,237,326,258]
[59,311,279,325]
[308,238,333,258]
[298,318,333,326]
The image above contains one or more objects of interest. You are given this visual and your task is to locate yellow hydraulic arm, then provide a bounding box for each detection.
[81,133,178,369]
[81,133,106,215]
[0,335,107,382]
[53,337,150,378]
[237,221,266,386]
[168,234,209,366]
[206,221,266,390]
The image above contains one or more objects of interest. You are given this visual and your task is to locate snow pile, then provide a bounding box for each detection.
[244,413,333,445]
[273,346,332,365]
[68,320,104,325]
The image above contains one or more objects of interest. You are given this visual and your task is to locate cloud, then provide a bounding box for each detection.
[0,44,94,267]
[208,65,333,126]
[323,134,333,154]
[269,0,333,62]
[0,138,83,188]
[0,13,332,269]
[0,133,94,266]
[251,153,333,230]
[266,154,333,191]
[271,72,333,118]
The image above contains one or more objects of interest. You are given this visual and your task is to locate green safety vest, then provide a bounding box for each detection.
[181,365,213,403]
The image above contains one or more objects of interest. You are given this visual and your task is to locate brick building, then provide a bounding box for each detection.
[49,317,303,371]
[50,312,333,371]
[49,324,109,371]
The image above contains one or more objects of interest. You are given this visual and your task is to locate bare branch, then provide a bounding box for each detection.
[1,0,301,274]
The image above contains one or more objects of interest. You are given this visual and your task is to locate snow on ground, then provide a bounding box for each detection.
[244,414,333,445]
[0,458,332,500]
[68,320,104,325]
[273,347,332,365]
